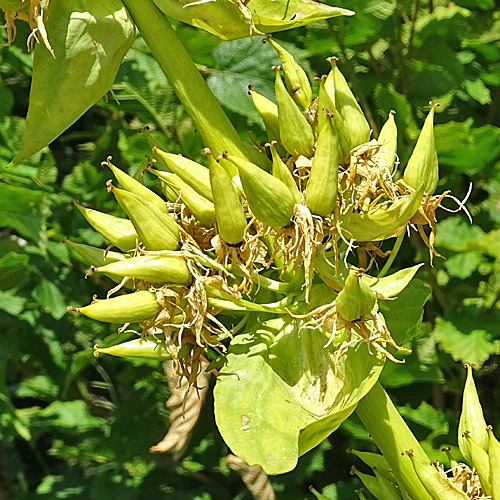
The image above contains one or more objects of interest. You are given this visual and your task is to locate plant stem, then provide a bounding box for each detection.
[356,382,432,500]
[122,0,251,160]
[378,231,404,278]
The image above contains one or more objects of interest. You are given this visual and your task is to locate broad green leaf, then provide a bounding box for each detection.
[340,185,424,242]
[16,375,59,400]
[214,318,384,474]
[398,401,448,437]
[444,251,483,279]
[0,251,30,291]
[364,264,424,297]
[434,217,485,252]
[11,0,136,165]
[153,0,353,41]
[34,401,106,432]
[0,290,26,316]
[463,78,491,104]
[32,279,67,320]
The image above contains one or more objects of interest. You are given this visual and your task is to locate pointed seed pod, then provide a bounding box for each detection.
[148,168,215,226]
[152,147,213,201]
[248,85,281,146]
[328,57,371,150]
[463,432,491,495]
[68,290,161,324]
[347,449,396,483]
[317,76,350,161]
[442,447,460,477]
[309,486,332,500]
[403,450,468,500]
[354,490,367,500]
[268,142,301,204]
[94,337,172,360]
[208,152,247,246]
[403,102,439,195]
[458,364,489,462]
[91,254,192,286]
[372,469,402,500]
[335,270,376,322]
[305,109,340,216]
[274,66,315,158]
[376,110,398,172]
[104,157,170,216]
[63,239,128,267]
[109,184,179,251]
[350,467,387,500]
[487,427,500,499]
[267,37,312,110]
[74,202,137,252]
[225,153,295,229]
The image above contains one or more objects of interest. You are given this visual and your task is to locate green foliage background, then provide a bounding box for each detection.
[0,0,499,498]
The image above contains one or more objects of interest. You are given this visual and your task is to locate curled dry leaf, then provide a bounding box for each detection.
[150,359,210,459]
[227,454,275,500]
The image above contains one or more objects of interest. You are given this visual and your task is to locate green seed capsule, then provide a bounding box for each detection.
[487,427,500,499]
[269,142,301,204]
[274,66,315,158]
[91,254,192,286]
[305,109,340,216]
[335,270,376,322]
[248,85,281,146]
[208,153,247,246]
[376,110,398,172]
[94,337,172,360]
[109,184,179,251]
[317,76,350,161]
[68,290,161,324]
[404,451,468,500]
[348,449,396,483]
[74,201,137,252]
[225,153,295,229]
[148,168,215,226]
[403,103,439,195]
[458,364,489,462]
[351,467,391,500]
[104,157,170,216]
[328,57,371,150]
[63,239,127,267]
[152,147,213,202]
[463,432,491,495]
[267,37,312,111]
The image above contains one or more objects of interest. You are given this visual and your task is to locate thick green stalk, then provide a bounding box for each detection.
[356,382,432,500]
[122,0,251,160]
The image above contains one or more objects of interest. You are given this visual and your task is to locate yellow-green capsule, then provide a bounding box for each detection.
[268,142,301,204]
[328,57,371,150]
[274,66,315,158]
[404,451,468,500]
[90,254,192,286]
[267,37,312,111]
[248,85,281,146]
[109,184,179,251]
[74,202,137,252]
[225,153,295,229]
[463,432,491,495]
[94,337,172,360]
[348,449,396,483]
[376,110,398,172]
[351,467,398,500]
[487,427,500,499]
[305,109,340,217]
[152,147,213,202]
[68,290,161,324]
[148,168,215,226]
[104,157,170,217]
[317,76,350,161]
[458,365,489,462]
[335,270,376,322]
[403,103,439,195]
[208,152,247,246]
[63,238,128,267]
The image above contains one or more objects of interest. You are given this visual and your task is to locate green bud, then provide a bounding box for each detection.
[274,66,315,158]
[152,147,213,202]
[328,57,371,150]
[63,239,128,267]
[376,110,398,172]
[268,142,301,204]
[225,153,295,229]
[208,153,247,246]
[463,432,491,495]
[267,37,312,111]
[148,168,215,226]
[335,270,376,322]
[487,427,500,499]
[74,201,137,252]
[109,184,180,251]
[404,450,468,500]
[104,157,170,216]
[458,364,489,462]
[94,336,172,360]
[248,85,281,146]
[90,254,192,286]
[305,109,340,216]
[403,103,439,195]
[68,290,161,324]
